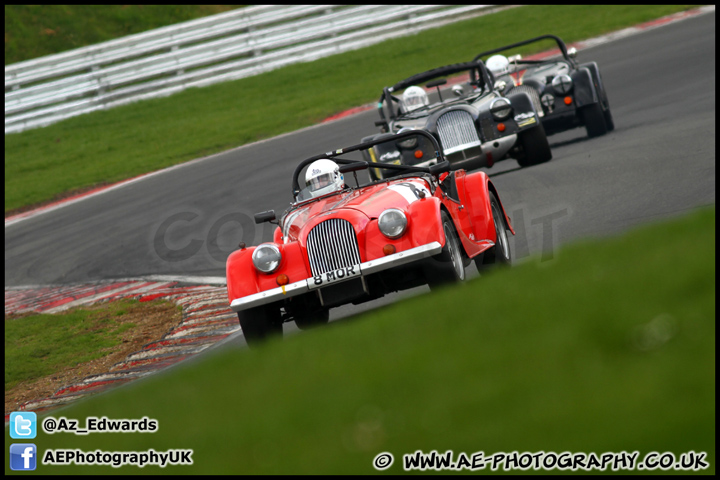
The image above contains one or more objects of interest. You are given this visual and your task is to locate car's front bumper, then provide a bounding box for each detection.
[229,241,443,312]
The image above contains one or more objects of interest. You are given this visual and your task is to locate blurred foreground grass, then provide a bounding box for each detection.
[5,206,714,474]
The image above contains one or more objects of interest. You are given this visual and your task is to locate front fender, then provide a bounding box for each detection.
[362,196,445,261]
[226,242,311,304]
[571,67,598,107]
[506,90,541,132]
[462,171,515,244]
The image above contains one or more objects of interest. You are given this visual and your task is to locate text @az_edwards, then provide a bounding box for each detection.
[42,416,157,435]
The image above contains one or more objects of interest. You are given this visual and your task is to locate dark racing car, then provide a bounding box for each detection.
[476,34,614,138]
[363,59,551,180]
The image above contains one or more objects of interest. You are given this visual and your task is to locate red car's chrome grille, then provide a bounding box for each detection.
[306,218,361,277]
[437,110,482,155]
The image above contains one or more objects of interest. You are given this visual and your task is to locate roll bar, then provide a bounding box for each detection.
[473,34,575,65]
[292,130,446,196]
[377,60,493,123]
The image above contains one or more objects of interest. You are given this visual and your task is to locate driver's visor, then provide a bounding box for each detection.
[308,173,333,191]
[404,96,425,107]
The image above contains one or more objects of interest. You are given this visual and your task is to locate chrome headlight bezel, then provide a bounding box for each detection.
[541,93,555,108]
[397,127,418,149]
[551,74,573,95]
[252,243,282,273]
[378,208,408,239]
[490,97,512,120]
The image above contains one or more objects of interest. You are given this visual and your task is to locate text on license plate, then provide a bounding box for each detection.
[307,264,361,290]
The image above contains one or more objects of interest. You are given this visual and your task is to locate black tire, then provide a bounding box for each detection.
[516,124,552,168]
[425,211,466,289]
[595,68,614,132]
[294,308,330,330]
[580,102,608,138]
[603,106,615,132]
[237,303,283,347]
[475,192,512,272]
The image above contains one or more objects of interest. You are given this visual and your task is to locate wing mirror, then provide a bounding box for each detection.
[254,210,276,224]
[508,54,522,63]
[567,47,577,59]
[452,85,464,97]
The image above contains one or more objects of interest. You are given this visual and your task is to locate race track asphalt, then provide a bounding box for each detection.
[5,12,715,333]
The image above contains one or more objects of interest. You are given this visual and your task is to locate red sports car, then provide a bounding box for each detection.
[226,131,514,346]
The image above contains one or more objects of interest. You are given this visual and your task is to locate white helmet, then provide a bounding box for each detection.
[304,159,344,198]
[486,54,510,76]
[402,86,429,112]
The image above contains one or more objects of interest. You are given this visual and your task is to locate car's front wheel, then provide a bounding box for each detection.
[516,124,552,168]
[595,67,614,132]
[602,94,615,132]
[237,303,283,347]
[580,102,608,138]
[425,211,466,289]
[475,192,512,272]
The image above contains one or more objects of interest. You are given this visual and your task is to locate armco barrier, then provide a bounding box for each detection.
[5,4,511,134]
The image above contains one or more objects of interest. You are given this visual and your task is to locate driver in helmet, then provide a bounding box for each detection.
[402,86,429,113]
[486,54,510,77]
[304,159,345,198]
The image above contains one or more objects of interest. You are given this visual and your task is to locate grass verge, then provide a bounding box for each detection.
[5,206,714,474]
[4,5,244,65]
[4,299,182,414]
[4,5,699,213]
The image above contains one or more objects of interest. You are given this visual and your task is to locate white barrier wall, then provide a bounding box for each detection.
[5,5,511,134]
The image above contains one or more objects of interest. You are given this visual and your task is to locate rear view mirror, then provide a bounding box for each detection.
[426,79,448,89]
[426,78,448,102]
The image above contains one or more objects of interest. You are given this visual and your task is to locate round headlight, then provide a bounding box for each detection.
[552,74,573,94]
[490,97,512,120]
[541,93,555,108]
[378,208,407,239]
[397,128,418,149]
[252,244,282,273]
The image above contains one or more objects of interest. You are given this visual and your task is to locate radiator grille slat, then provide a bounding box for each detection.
[306,218,361,277]
[510,85,543,117]
[436,110,482,154]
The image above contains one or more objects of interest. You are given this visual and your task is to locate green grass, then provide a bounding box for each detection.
[4,5,245,65]
[5,207,714,474]
[4,5,699,212]
[4,299,166,391]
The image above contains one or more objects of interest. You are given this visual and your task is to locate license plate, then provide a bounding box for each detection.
[307,264,362,290]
